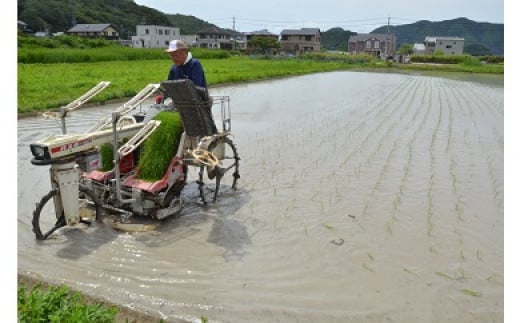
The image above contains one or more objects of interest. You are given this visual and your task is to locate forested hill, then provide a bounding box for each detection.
[370,17,503,55]
[17,0,217,38]
[18,0,503,55]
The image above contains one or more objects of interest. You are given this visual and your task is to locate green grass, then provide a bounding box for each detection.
[17,34,231,63]
[18,283,118,322]
[136,111,184,181]
[18,46,231,64]
[17,60,171,113]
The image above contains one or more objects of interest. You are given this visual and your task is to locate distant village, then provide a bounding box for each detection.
[17,21,465,60]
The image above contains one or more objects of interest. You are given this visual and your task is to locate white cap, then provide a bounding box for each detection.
[165,39,188,53]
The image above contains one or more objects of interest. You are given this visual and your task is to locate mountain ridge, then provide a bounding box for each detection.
[17,0,503,55]
[370,17,503,55]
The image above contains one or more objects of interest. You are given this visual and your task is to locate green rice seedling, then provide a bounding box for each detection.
[386,221,393,235]
[362,263,375,272]
[446,106,453,153]
[403,267,420,276]
[136,111,183,181]
[485,274,497,282]
[323,224,334,230]
[435,271,455,280]
[461,289,482,297]
[98,143,114,171]
[361,203,369,218]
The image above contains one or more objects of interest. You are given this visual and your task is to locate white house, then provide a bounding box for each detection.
[423,36,464,55]
[413,43,426,55]
[34,31,50,37]
[179,35,199,47]
[132,25,180,49]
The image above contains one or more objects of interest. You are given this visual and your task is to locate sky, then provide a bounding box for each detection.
[134,0,504,34]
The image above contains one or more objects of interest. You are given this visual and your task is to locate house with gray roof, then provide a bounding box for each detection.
[348,33,396,58]
[280,28,320,54]
[18,20,32,33]
[67,24,119,40]
[244,29,279,42]
[197,27,233,50]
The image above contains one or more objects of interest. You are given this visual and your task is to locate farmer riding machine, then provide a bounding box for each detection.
[29,80,240,240]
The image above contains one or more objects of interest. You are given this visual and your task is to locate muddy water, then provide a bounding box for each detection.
[18,71,504,322]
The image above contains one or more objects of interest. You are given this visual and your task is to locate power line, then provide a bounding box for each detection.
[204,16,392,33]
[194,15,498,34]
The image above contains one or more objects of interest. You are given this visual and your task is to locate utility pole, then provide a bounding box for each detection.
[232,16,236,51]
[386,15,391,58]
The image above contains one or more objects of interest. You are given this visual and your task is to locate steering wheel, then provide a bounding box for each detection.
[192,148,220,167]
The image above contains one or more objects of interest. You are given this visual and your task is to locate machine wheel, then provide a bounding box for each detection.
[204,136,240,202]
[78,184,102,224]
[32,186,100,240]
[210,136,240,182]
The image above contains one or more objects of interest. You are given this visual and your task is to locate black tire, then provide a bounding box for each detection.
[32,188,64,240]
[32,186,100,240]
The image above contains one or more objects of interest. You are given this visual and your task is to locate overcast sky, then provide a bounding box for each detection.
[134,0,505,34]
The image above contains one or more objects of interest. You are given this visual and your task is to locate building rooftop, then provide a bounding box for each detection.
[424,36,464,42]
[280,28,320,35]
[348,33,395,42]
[68,24,114,33]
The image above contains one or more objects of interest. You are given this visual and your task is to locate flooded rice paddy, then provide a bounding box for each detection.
[17,71,504,322]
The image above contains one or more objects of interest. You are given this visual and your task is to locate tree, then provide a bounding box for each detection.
[321,27,355,51]
[247,36,280,54]
[464,44,492,56]
[397,43,414,55]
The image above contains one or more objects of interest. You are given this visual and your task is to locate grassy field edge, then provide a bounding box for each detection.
[18,273,167,323]
[17,54,503,117]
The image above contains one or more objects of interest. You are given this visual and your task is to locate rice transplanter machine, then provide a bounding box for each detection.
[29,80,240,240]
